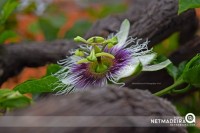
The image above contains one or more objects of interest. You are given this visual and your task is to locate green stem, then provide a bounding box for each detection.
[171,84,192,94]
[154,79,184,96]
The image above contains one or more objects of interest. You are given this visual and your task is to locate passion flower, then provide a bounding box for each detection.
[54,19,171,94]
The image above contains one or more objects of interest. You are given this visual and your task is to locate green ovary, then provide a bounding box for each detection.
[88,57,114,75]
[96,63,108,73]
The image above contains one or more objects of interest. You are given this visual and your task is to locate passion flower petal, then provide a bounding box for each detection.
[116,62,143,80]
[115,19,130,49]
[131,53,157,66]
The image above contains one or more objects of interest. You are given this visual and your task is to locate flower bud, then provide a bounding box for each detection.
[110,36,118,45]
[87,36,105,44]
[75,49,84,57]
[103,37,118,46]
[107,43,114,49]
[74,36,87,43]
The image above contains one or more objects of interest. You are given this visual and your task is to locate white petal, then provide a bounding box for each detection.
[133,53,157,66]
[115,19,130,49]
[142,59,171,71]
[117,62,142,80]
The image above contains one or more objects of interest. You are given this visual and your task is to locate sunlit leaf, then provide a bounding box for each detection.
[0,89,31,109]
[14,76,58,94]
[46,64,61,76]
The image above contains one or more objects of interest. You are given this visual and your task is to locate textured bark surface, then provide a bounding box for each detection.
[0,0,198,86]
[85,0,197,46]
[1,86,187,133]
[0,40,76,85]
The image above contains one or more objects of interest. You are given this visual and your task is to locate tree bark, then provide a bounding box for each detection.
[1,86,187,133]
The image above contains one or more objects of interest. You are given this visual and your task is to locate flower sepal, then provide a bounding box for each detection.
[118,61,143,81]
[87,36,105,44]
[142,59,171,71]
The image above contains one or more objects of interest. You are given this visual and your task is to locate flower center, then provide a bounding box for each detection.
[74,35,118,77]
[88,57,114,76]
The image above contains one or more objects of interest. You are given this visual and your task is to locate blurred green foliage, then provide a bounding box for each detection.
[65,20,92,39]
[38,14,66,41]
[86,4,127,19]
[175,90,200,133]
[0,0,19,44]
[175,91,200,116]
[0,0,19,24]
[0,30,18,44]
[154,33,179,56]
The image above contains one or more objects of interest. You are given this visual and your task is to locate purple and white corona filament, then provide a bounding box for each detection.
[54,19,171,94]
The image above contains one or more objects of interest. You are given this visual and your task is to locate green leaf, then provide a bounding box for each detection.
[166,61,187,81]
[184,54,200,71]
[0,30,17,44]
[0,89,31,109]
[166,64,178,81]
[0,89,12,98]
[65,20,92,39]
[46,64,61,76]
[14,76,58,94]
[0,0,19,24]
[177,61,187,79]
[179,54,200,88]
[178,0,200,14]
[182,64,200,88]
